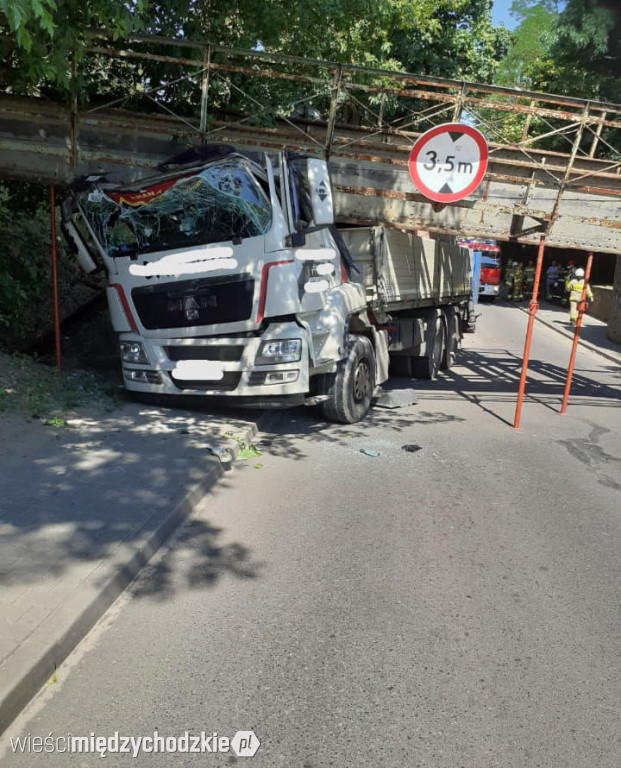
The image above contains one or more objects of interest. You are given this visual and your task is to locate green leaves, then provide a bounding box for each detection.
[495,1,559,89]
[496,0,620,104]
[1,0,57,51]
[1,0,515,91]
[1,0,144,90]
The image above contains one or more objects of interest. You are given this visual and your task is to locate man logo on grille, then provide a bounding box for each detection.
[183,296,200,321]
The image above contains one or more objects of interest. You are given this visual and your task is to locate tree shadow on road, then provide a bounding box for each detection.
[256,345,620,450]
[255,402,466,461]
[130,518,261,602]
[0,404,262,602]
[420,348,620,426]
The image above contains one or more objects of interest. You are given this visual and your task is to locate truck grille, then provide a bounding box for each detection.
[165,345,244,362]
[169,372,242,391]
[132,275,254,330]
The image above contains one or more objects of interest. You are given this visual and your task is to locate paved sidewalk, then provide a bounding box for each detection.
[513,299,621,365]
[0,401,259,735]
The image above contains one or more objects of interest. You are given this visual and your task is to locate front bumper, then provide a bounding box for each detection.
[119,323,310,399]
[479,284,500,296]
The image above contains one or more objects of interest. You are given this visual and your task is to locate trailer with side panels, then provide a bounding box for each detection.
[63,143,474,423]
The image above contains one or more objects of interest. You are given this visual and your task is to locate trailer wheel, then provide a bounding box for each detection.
[320,335,376,423]
[412,317,444,380]
[441,310,460,370]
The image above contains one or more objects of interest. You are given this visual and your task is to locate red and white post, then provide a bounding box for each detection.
[513,234,546,430]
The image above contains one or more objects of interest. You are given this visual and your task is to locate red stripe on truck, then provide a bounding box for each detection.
[257,260,294,323]
[110,283,139,332]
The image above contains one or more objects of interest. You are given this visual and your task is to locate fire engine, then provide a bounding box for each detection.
[458,240,502,302]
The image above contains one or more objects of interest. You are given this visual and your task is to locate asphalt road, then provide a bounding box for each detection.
[2,302,621,768]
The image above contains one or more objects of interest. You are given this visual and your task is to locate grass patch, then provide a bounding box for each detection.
[0,352,122,419]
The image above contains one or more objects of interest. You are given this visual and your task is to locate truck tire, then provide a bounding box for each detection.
[320,335,376,423]
[412,316,445,379]
[441,309,459,370]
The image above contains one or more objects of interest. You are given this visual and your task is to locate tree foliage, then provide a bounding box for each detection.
[497,0,620,101]
[550,0,620,102]
[0,0,145,92]
[495,0,560,90]
[390,0,512,83]
[0,183,52,345]
[1,0,512,93]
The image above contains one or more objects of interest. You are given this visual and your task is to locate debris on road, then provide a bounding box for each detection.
[360,449,380,457]
[402,444,422,453]
[375,389,419,409]
[206,445,233,467]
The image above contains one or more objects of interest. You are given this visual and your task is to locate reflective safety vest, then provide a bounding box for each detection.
[524,267,535,284]
[567,279,594,302]
[505,266,515,285]
[564,269,575,291]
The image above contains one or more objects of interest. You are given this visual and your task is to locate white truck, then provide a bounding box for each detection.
[62,144,474,423]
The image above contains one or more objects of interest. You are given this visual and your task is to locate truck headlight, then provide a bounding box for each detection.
[255,339,302,365]
[120,341,149,364]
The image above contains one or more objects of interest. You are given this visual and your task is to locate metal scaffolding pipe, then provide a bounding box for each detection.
[513,234,546,430]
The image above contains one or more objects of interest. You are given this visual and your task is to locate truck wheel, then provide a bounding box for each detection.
[320,335,376,423]
[412,317,444,379]
[441,310,459,370]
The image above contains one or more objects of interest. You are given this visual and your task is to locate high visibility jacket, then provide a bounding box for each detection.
[524,267,535,283]
[505,266,515,285]
[567,279,594,303]
[564,269,575,291]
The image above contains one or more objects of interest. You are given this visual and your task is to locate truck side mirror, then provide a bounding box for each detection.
[307,159,334,227]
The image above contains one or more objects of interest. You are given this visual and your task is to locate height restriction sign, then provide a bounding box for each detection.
[408,123,488,204]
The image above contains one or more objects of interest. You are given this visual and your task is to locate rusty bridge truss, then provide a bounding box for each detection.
[0,35,620,253]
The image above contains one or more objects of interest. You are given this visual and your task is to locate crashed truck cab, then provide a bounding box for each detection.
[62,145,377,410]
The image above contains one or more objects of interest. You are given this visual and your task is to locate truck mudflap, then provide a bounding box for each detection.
[464,298,477,333]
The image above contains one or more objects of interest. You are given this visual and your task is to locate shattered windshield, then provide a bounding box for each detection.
[78,160,271,258]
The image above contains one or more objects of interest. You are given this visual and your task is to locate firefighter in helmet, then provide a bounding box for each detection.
[510,261,524,301]
[567,267,593,326]
[504,260,515,296]
[563,261,576,293]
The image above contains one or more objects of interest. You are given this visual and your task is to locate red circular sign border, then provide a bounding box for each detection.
[408,123,488,204]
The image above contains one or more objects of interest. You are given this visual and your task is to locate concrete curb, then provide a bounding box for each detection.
[0,421,258,736]
[517,306,621,366]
